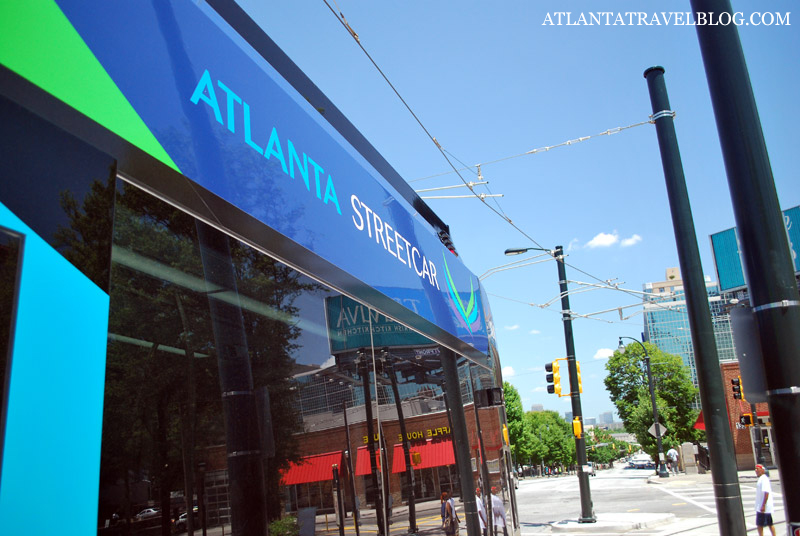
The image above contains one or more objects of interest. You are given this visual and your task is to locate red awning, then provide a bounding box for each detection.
[281,451,342,486]
[693,411,705,431]
[355,446,384,476]
[391,439,455,473]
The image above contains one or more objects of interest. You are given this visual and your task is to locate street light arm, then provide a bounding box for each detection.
[504,246,553,256]
[618,336,648,357]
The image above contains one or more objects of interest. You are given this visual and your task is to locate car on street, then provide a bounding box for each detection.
[627,454,655,469]
[134,507,160,520]
[173,507,199,532]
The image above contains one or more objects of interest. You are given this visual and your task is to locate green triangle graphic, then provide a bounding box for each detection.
[0,0,181,173]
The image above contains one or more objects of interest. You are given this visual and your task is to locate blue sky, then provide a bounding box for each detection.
[238,0,800,420]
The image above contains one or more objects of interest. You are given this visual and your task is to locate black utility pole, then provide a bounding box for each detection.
[358,352,385,535]
[468,365,494,536]
[383,350,418,534]
[618,337,668,478]
[690,0,800,527]
[644,66,746,535]
[440,348,481,536]
[342,402,361,536]
[554,245,595,524]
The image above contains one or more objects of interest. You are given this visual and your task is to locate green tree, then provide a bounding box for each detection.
[604,342,703,462]
[503,382,532,463]
[525,410,575,467]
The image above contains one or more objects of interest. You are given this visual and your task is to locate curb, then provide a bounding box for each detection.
[551,513,676,533]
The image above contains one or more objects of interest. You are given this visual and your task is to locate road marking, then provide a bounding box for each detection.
[654,485,717,514]
[672,502,686,506]
[627,508,640,512]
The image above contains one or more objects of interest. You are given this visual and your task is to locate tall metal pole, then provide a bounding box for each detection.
[690,0,800,526]
[342,401,361,536]
[619,337,669,478]
[554,245,595,523]
[440,348,480,536]
[383,350,418,534]
[358,352,385,535]
[468,365,494,536]
[644,66,746,535]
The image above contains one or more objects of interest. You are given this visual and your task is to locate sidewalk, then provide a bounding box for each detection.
[552,468,783,534]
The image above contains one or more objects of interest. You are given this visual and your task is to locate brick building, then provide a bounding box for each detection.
[719,362,775,470]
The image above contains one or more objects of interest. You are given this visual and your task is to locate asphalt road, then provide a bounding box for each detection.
[515,464,699,533]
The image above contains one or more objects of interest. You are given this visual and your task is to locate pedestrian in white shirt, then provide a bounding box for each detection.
[754,464,776,536]
[490,486,507,536]
[475,487,487,536]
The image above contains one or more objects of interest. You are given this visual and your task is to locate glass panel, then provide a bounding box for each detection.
[99,180,342,533]
[0,228,23,467]
[97,178,512,536]
[0,96,115,292]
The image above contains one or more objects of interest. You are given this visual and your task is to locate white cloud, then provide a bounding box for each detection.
[321,355,336,369]
[621,234,642,247]
[529,329,541,335]
[593,348,613,360]
[566,238,580,251]
[586,231,619,248]
[502,366,515,378]
[505,324,520,330]
[532,386,546,392]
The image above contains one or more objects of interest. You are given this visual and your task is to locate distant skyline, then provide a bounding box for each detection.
[239,0,800,417]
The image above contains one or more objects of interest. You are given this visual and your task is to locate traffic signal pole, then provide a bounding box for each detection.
[644,66,746,535]
[554,245,595,523]
[691,0,800,527]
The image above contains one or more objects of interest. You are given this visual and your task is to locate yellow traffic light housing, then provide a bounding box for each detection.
[572,417,582,438]
[545,360,563,396]
[731,376,743,400]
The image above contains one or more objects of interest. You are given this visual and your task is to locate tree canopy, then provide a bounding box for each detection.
[502,381,576,468]
[604,341,703,460]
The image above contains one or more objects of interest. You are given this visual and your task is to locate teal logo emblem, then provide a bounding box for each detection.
[443,253,479,331]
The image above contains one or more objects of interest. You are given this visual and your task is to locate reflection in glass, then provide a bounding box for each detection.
[0,228,23,474]
[97,180,513,536]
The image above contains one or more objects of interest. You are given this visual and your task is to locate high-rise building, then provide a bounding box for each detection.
[564,412,573,422]
[642,268,738,390]
[530,404,544,412]
[599,411,614,425]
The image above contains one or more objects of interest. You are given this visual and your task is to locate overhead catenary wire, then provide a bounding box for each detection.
[319,1,676,323]
[412,119,657,183]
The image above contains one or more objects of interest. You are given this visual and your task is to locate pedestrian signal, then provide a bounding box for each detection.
[572,417,582,438]
[545,360,562,396]
[739,413,753,426]
[731,376,743,399]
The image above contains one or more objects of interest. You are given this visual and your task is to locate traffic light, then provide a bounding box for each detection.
[739,413,753,426]
[572,417,582,438]
[576,361,583,393]
[731,376,743,399]
[545,360,562,396]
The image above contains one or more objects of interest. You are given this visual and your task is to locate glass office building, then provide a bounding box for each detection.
[0,2,518,534]
[643,270,738,388]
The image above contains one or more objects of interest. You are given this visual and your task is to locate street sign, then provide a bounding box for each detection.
[648,422,668,438]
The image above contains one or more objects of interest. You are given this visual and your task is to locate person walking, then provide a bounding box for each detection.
[441,491,459,536]
[475,487,487,536]
[755,464,776,536]
[666,446,680,475]
[490,487,507,536]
